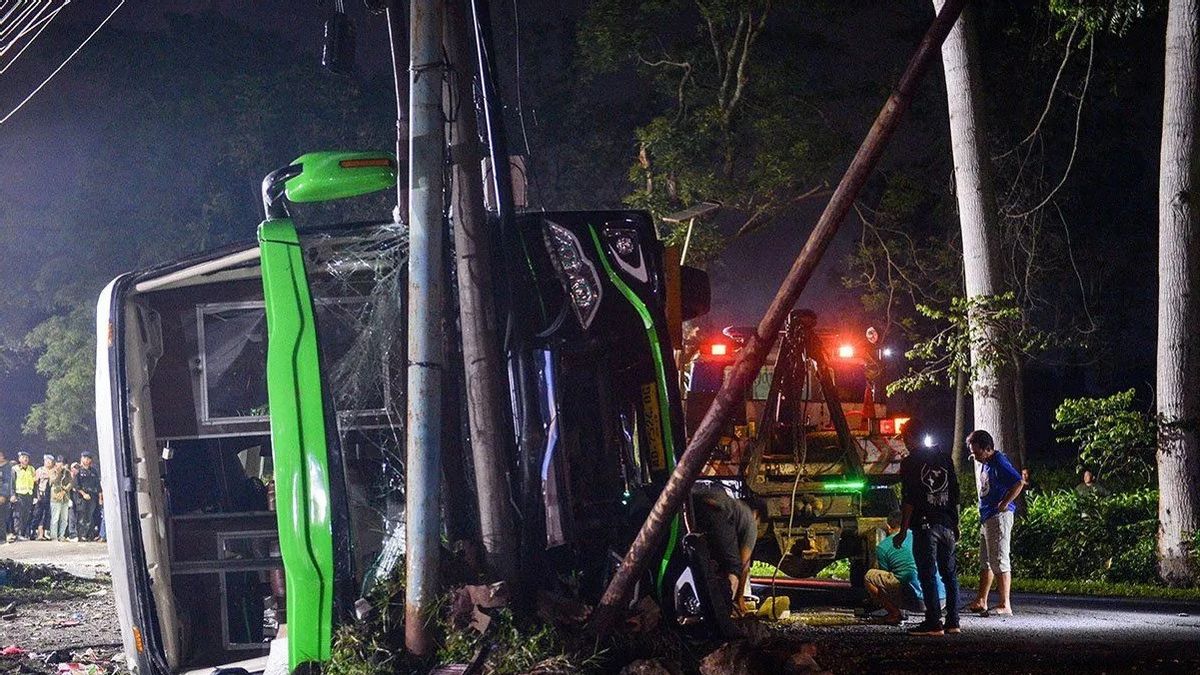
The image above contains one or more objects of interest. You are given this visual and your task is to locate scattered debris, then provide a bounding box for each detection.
[699,639,829,675]
[619,658,676,675]
[536,591,592,627]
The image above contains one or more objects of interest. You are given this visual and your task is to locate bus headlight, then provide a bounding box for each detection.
[543,221,602,329]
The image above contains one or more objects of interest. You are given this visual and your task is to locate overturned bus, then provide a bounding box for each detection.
[97,151,717,674]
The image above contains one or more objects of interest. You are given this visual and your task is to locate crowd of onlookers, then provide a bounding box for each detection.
[0,450,104,543]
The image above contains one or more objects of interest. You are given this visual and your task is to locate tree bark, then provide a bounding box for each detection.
[934,0,1020,468]
[1156,0,1200,587]
[1012,358,1026,468]
[444,0,519,584]
[952,364,969,476]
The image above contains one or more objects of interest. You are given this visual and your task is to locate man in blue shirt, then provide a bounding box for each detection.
[866,511,944,624]
[966,429,1024,616]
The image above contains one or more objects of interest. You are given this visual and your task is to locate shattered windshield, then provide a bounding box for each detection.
[301,223,409,598]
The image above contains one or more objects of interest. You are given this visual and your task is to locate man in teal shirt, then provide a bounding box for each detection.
[865,511,944,624]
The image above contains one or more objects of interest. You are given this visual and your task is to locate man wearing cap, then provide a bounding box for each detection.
[74,452,101,541]
[0,452,12,543]
[50,456,73,541]
[32,454,55,541]
[12,452,36,541]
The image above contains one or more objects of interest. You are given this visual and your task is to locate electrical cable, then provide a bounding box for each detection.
[0,0,125,125]
[509,0,541,210]
[0,3,66,75]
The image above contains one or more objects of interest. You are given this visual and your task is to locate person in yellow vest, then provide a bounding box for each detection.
[12,451,36,541]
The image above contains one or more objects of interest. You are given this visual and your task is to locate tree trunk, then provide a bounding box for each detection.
[444,0,519,584]
[1156,0,1200,587]
[952,364,969,476]
[1012,358,1026,468]
[934,0,1020,467]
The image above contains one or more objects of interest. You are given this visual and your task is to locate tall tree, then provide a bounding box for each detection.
[1155,0,1200,586]
[933,0,1021,465]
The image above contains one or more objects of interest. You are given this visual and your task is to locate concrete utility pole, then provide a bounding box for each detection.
[592,0,971,633]
[385,0,408,221]
[405,0,445,656]
[444,0,519,584]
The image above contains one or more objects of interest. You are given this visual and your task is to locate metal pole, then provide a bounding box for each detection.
[680,217,696,266]
[591,0,971,632]
[405,0,446,656]
[445,0,519,584]
[385,0,408,222]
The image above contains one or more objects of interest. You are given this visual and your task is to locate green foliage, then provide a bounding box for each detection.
[958,488,1163,586]
[815,558,850,581]
[578,0,836,261]
[1048,0,1157,38]
[326,567,418,675]
[888,292,1059,395]
[22,307,95,442]
[1053,389,1156,485]
[957,574,1200,601]
[437,608,602,675]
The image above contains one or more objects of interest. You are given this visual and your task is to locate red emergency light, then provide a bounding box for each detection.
[837,344,856,359]
[879,417,911,435]
[709,342,729,357]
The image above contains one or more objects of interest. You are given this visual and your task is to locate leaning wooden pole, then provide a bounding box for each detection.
[592,0,971,631]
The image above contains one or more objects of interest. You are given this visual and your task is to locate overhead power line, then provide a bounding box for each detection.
[0,0,124,125]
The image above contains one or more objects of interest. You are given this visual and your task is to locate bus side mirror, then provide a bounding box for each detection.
[286,151,397,204]
[262,151,397,220]
[680,266,710,321]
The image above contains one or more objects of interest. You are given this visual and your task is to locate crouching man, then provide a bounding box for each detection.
[692,485,767,615]
[865,510,944,624]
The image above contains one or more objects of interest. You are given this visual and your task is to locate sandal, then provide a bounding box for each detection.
[965,602,987,613]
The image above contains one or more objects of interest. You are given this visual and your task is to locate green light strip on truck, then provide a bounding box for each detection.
[259,218,334,669]
[821,479,867,492]
[588,226,679,596]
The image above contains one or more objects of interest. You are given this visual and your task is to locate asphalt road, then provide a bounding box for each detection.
[753,581,1200,673]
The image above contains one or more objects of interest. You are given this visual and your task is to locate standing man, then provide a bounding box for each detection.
[12,452,36,541]
[894,419,961,636]
[32,454,55,541]
[0,452,12,544]
[66,462,80,540]
[50,456,73,541]
[966,429,1023,616]
[74,452,102,542]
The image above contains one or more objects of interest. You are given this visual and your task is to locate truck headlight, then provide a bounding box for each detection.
[543,221,602,329]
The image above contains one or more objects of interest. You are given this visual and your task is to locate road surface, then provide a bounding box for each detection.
[756,581,1200,673]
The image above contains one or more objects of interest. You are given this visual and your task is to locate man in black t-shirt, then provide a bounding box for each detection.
[692,485,766,615]
[894,419,961,636]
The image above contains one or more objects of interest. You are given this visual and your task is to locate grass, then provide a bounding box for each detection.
[957,574,1200,602]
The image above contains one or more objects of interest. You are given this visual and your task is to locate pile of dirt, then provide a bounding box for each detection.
[0,561,108,605]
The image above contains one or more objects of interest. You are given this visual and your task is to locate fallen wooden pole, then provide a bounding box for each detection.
[592,0,971,633]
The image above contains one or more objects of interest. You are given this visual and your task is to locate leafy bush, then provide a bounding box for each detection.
[958,488,1160,585]
[1053,389,1156,487]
